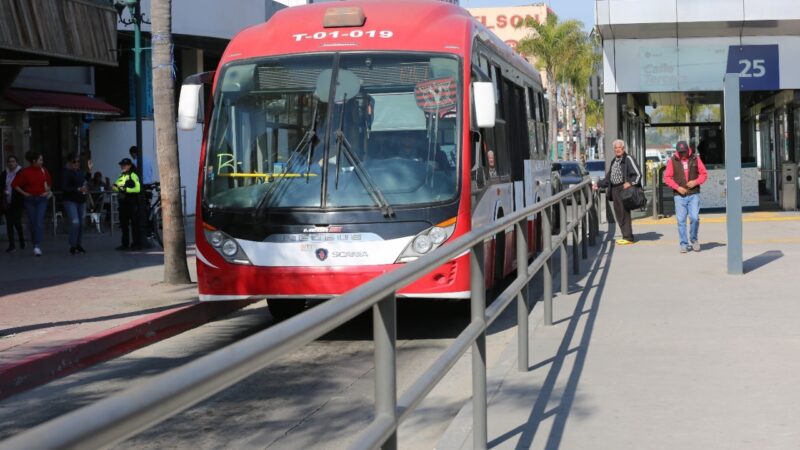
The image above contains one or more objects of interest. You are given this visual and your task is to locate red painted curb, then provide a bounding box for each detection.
[0,300,254,401]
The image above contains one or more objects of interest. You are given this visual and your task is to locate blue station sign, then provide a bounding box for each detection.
[726,45,780,91]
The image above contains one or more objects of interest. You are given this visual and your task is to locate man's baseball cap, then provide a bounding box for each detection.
[676,141,690,153]
[118,157,134,165]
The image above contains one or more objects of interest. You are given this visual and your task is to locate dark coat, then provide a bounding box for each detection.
[62,167,87,203]
[598,153,643,199]
[1,169,24,212]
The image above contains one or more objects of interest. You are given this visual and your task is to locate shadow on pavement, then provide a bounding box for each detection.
[634,231,663,242]
[0,250,167,297]
[700,241,726,251]
[488,230,615,449]
[744,250,784,273]
[0,219,196,298]
[318,301,471,341]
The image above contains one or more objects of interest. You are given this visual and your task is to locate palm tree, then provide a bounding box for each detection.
[564,39,601,160]
[517,15,585,160]
[151,0,191,284]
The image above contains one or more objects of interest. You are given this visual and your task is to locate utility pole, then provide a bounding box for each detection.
[115,0,149,247]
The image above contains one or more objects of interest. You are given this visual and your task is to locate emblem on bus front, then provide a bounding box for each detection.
[315,248,329,261]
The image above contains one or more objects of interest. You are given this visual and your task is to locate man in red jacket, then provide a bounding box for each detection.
[663,141,708,253]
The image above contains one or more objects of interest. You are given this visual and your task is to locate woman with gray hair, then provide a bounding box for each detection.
[595,139,642,245]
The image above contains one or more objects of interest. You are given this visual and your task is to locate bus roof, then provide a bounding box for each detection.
[218,0,540,86]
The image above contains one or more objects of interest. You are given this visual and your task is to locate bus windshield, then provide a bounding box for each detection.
[203,53,461,211]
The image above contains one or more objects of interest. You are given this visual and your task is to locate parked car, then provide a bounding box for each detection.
[555,161,590,205]
[585,159,606,188]
[646,149,667,165]
[557,161,589,190]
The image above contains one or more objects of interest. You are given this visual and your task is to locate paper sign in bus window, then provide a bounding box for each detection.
[414,77,457,113]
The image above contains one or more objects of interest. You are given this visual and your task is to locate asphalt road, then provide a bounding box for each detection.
[0,293,533,449]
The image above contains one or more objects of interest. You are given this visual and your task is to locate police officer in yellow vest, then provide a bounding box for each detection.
[113,158,142,250]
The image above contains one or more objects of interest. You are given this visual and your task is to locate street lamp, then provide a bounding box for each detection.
[115,0,150,247]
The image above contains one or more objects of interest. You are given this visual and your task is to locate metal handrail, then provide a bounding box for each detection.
[0,179,598,450]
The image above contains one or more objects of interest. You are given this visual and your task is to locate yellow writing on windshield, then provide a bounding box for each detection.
[216,173,317,181]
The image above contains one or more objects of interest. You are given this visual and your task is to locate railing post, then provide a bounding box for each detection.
[373,292,397,450]
[469,243,487,449]
[571,193,580,275]
[585,186,594,246]
[589,188,597,246]
[581,188,588,260]
[652,167,659,220]
[515,220,529,372]
[542,207,553,326]
[559,198,568,296]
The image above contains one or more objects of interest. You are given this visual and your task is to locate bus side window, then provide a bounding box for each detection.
[491,68,510,178]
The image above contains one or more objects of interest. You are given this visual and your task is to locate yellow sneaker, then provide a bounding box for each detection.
[616,238,634,245]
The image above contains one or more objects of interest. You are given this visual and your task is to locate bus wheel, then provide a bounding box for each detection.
[267,299,307,321]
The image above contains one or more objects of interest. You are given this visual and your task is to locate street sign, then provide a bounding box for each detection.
[726,45,779,91]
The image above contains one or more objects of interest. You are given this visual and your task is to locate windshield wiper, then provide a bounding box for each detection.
[332,95,395,218]
[254,97,319,215]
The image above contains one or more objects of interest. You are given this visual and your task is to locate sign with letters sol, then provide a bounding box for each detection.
[726,45,780,91]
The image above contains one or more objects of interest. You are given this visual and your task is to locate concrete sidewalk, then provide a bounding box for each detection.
[439,211,800,449]
[1,225,198,360]
[0,220,251,398]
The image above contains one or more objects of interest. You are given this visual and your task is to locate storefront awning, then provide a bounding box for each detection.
[2,89,123,116]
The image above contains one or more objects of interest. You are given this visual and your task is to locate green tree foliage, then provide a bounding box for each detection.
[587,99,604,130]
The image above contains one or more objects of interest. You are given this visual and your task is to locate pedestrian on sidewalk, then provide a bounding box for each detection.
[113,158,142,251]
[11,151,52,256]
[595,139,642,245]
[1,154,25,252]
[664,140,708,253]
[62,152,88,255]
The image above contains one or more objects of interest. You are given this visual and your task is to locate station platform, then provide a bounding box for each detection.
[439,211,800,449]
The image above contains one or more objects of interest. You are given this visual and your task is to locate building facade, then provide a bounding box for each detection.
[596,0,800,209]
[0,0,119,186]
[466,5,550,86]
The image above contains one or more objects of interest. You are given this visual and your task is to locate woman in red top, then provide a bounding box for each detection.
[11,151,52,256]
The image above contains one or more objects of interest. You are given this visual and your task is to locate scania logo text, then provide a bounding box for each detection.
[332,251,368,258]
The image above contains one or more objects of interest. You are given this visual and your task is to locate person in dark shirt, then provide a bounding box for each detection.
[595,139,642,245]
[113,158,142,250]
[62,152,88,254]
[1,154,24,252]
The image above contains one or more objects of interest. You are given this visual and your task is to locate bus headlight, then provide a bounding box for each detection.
[428,226,447,245]
[221,239,238,257]
[203,228,252,265]
[395,218,457,263]
[210,231,224,247]
[412,234,432,254]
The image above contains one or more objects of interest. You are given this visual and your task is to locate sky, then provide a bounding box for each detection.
[461,0,596,31]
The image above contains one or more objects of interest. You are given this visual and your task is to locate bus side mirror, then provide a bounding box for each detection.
[472,82,496,128]
[178,84,202,130]
[178,71,215,131]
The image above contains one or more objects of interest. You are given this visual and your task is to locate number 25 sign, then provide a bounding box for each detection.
[726,45,779,91]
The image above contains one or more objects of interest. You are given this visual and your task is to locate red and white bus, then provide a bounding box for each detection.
[178,0,552,318]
